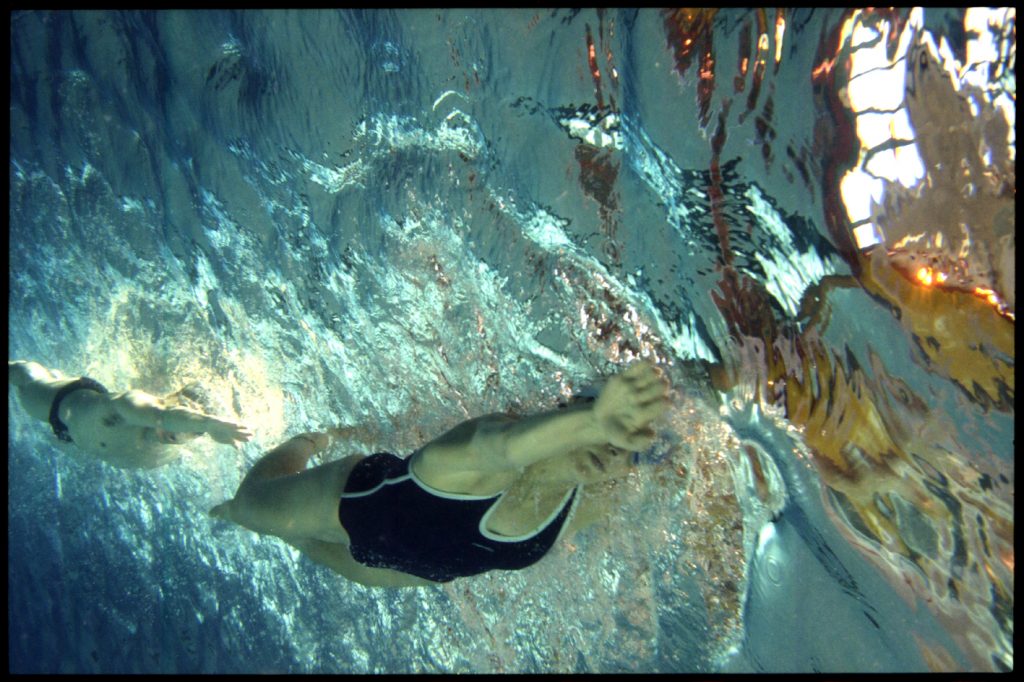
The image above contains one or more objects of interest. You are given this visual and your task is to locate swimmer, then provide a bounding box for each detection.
[211,361,670,587]
[8,360,253,469]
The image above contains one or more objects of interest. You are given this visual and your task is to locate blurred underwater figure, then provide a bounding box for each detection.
[742,265,1011,671]
[8,360,253,469]
[706,172,1014,668]
[815,17,1014,669]
[708,229,1014,672]
[210,362,670,588]
[684,7,1015,670]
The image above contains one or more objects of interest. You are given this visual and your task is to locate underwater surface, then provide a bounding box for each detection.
[8,8,1014,673]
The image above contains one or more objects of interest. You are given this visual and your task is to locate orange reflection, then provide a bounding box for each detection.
[666,8,1012,670]
[861,246,1014,413]
[663,9,719,128]
[712,258,1013,671]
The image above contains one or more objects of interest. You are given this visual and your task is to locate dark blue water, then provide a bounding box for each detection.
[9,9,1013,673]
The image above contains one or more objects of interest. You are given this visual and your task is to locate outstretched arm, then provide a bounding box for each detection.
[496,361,669,467]
[111,389,253,446]
[421,362,670,476]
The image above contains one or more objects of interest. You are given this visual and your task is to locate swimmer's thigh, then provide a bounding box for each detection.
[233,455,360,543]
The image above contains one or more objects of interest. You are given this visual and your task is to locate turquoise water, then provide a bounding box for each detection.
[8,9,1013,673]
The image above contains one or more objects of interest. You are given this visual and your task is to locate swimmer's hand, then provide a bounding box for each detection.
[205,417,254,447]
[593,361,670,451]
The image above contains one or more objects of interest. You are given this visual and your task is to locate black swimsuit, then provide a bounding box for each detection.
[49,377,108,443]
[338,452,579,583]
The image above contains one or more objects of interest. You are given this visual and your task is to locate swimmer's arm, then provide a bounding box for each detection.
[417,408,608,477]
[111,390,253,445]
[475,362,670,470]
[478,407,608,469]
[289,538,438,588]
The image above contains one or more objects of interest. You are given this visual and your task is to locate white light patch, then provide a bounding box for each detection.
[853,223,883,250]
[893,142,925,188]
[847,65,906,112]
[192,251,217,309]
[864,147,900,183]
[937,36,961,87]
[304,157,367,194]
[120,197,145,213]
[519,211,574,251]
[892,232,927,250]
[907,7,925,30]
[303,111,485,194]
[850,22,879,50]
[774,15,785,64]
[755,249,833,318]
[965,9,1002,64]
[757,522,777,552]
[889,107,915,141]
[662,309,717,364]
[431,89,466,111]
[625,125,696,227]
[863,144,924,190]
[840,170,885,223]
[856,111,898,150]
[962,8,1016,161]
[919,33,963,93]
[890,11,919,69]
[848,32,893,75]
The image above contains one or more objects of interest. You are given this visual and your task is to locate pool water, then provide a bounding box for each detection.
[8,9,1014,673]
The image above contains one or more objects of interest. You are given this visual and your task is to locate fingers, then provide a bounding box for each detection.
[621,362,667,393]
[613,363,670,448]
[623,427,656,450]
[621,362,650,379]
[227,421,253,442]
[634,387,667,413]
[213,421,253,445]
[635,381,669,407]
[622,364,669,409]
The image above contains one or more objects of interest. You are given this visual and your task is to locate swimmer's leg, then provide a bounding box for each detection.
[8,361,70,421]
[212,434,360,544]
[8,360,63,387]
